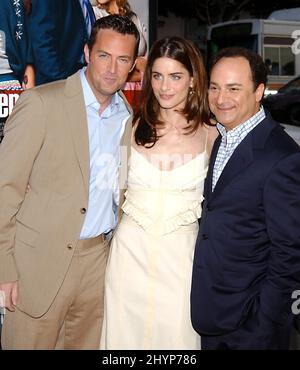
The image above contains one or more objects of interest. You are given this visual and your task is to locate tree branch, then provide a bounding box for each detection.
[229,0,252,20]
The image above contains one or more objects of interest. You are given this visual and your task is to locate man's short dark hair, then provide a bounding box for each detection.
[210,47,268,90]
[87,14,140,59]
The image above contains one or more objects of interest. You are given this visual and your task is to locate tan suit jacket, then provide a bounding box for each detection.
[0,72,132,317]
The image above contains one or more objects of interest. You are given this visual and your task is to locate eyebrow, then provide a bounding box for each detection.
[210,81,243,87]
[152,71,185,75]
[96,49,109,54]
[96,50,131,59]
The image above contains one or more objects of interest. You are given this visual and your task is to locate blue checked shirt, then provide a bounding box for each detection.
[212,107,266,191]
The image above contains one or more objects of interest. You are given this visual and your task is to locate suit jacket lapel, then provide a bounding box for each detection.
[64,74,133,221]
[210,114,277,200]
[211,134,254,198]
[64,72,90,193]
[205,134,221,201]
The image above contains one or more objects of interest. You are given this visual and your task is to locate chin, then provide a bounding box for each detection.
[214,112,235,124]
[159,100,184,110]
[102,85,119,95]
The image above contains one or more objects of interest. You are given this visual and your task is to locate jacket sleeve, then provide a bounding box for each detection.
[0,90,46,283]
[261,152,300,324]
[27,0,65,83]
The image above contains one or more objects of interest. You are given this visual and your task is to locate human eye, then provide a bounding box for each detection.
[98,52,109,59]
[209,84,217,91]
[119,57,130,64]
[170,74,181,80]
[152,73,161,80]
[229,86,240,92]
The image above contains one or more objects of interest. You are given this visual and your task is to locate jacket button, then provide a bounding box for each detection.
[80,208,86,214]
[202,234,208,240]
[67,243,73,250]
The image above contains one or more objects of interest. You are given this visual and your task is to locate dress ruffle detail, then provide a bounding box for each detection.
[122,196,203,236]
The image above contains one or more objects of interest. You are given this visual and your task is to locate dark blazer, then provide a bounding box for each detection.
[28,0,91,85]
[0,0,32,82]
[191,114,300,342]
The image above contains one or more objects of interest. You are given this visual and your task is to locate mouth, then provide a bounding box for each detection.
[159,94,174,100]
[216,106,235,112]
[104,74,117,83]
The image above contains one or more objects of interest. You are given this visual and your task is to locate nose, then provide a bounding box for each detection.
[108,58,117,74]
[216,89,227,105]
[160,77,169,92]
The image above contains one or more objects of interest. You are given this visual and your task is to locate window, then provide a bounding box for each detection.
[264,37,295,76]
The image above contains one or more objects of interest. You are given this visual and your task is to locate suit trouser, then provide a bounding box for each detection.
[1,235,109,349]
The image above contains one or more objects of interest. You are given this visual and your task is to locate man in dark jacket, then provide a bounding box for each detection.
[191,47,300,350]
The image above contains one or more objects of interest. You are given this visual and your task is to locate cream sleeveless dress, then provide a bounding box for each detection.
[100,136,210,350]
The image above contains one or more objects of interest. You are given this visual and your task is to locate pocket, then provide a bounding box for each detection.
[15,221,39,247]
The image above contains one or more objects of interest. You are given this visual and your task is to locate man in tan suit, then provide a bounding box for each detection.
[0,15,139,349]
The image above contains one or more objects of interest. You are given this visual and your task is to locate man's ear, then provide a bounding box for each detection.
[129,59,137,73]
[255,83,265,102]
[84,44,90,64]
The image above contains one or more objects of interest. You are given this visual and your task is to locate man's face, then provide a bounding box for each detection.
[84,28,136,104]
[208,56,264,130]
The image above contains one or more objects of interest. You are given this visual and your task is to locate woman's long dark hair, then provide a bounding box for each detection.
[134,36,211,147]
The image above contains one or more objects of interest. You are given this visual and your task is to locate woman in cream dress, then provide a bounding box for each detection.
[100,36,218,350]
